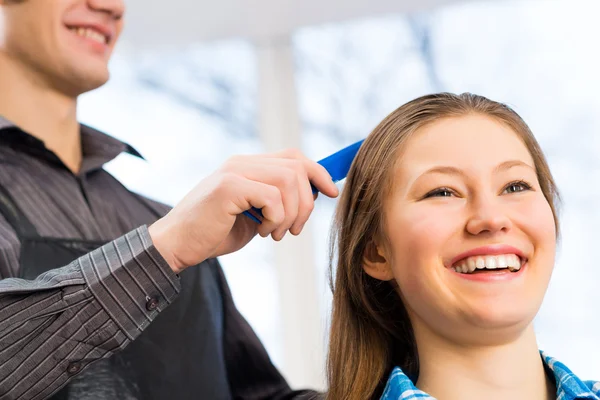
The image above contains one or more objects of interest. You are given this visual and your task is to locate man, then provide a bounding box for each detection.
[0,0,338,399]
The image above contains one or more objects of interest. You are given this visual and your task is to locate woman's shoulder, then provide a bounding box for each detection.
[582,380,600,395]
[542,352,600,398]
[380,367,431,400]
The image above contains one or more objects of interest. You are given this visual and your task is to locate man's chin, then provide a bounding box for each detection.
[55,69,110,97]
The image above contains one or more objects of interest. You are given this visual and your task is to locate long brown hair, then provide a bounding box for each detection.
[326,93,561,399]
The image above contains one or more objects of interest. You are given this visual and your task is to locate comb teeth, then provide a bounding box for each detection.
[311,139,364,194]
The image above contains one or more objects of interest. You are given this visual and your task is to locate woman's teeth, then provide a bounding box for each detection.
[452,254,523,274]
[69,27,107,45]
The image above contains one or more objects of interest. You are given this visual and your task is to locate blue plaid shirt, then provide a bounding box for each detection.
[381,351,600,400]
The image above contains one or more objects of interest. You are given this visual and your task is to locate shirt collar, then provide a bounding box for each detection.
[542,351,600,400]
[380,351,600,400]
[0,115,144,174]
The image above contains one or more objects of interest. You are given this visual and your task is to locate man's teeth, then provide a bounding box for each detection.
[70,27,107,45]
[452,254,522,274]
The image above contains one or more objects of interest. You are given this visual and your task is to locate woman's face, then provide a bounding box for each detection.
[369,114,556,344]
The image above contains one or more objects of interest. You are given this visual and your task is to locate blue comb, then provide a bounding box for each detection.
[243,139,365,224]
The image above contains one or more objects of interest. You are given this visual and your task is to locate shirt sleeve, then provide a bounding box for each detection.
[0,225,180,400]
[214,259,322,400]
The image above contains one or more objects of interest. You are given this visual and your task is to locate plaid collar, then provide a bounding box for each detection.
[381,351,600,400]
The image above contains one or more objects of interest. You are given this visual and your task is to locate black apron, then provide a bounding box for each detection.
[0,184,233,400]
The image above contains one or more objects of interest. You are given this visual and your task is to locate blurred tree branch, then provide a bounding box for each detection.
[136,55,257,139]
[407,13,444,93]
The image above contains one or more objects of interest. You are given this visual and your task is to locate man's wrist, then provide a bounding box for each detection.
[148,219,184,274]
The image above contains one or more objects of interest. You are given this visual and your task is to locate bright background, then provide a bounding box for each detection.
[78,0,600,390]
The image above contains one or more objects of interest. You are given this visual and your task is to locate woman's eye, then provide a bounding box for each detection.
[504,181,532,194]
[426,188,454,198]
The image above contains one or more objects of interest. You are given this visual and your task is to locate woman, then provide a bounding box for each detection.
[327,93,599,399]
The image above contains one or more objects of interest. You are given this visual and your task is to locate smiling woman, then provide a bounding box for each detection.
[325,93,596,400]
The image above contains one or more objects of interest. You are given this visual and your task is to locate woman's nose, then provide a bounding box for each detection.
[465,196,513,236]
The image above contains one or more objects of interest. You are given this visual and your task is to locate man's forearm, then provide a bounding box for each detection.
[0,226,180,400]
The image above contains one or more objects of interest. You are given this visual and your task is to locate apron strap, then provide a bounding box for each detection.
[133,194,165,220]
[0,181,41,238]
[105,172,165,221]
[0,174,162,240]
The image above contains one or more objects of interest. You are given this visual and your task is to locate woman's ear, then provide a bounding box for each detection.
[363,241,394,281]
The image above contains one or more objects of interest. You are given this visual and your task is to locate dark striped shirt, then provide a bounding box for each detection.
[0,117,316,400]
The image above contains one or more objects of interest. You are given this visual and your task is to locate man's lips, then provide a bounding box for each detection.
[65,23,115,46]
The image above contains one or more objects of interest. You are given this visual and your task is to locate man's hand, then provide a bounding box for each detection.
[148,149,339,273]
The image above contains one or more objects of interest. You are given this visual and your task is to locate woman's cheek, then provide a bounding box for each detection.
[512,196,556,242]
[388,207,456,284]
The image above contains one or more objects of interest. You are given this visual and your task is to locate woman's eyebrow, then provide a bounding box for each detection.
[419,166,465,179]
[418,160,535,180]
[494,159,536,173]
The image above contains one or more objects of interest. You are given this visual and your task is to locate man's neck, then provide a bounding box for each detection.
[0,54,82,174]
[414,323,555,400]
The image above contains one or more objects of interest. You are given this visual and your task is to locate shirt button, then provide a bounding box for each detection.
[67,362,82,375]
[146,297,159,311]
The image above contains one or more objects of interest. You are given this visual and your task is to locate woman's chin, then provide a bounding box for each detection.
[458,304,537,338]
